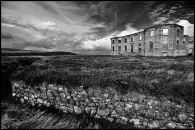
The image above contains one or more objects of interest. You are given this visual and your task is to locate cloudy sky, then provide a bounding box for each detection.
[1,1,194,54]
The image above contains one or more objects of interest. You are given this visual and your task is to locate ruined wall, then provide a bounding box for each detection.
[128,32,144,56]
[144,25,181,56]
[111,37,121,55]
[172,25,185,56]
[111,32,144,56]
[111,38,116,55]
[111,24,190,57]
[12,81,139,125]
[11,81,194,129]
[144,27,159,56]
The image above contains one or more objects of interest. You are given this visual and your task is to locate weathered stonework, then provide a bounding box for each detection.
[11,81,194,129]
[111,24,193,56]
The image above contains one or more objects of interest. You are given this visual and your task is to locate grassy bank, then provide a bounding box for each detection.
[9,55,194,106]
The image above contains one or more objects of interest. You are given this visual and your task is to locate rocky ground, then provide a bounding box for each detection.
[12,81,194,129]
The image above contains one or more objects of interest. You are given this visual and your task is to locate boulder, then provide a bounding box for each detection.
[126,103,133,109]
[60,105,67,112]
[67,106,74,113]
[43,101,48,105]
[97,109,110,117]
[69,99,75,105]
[178,113,188,122]
[59,93,66,99]
[91,108,96,115]
[148,121,160,128]
[143,121,148,127]
[133,103,139,110]
[37,99,43,104]
[120,116,128,122]
[132,118,141,125]
[166,122,176,129]
[24,96,28,100]
[20,98,24,104]
[46,103,51,107]
[74,106,82,114]
[107,117,114,122]
[48,84,54,89]
[115,102,125,111]
[103,93,109,98]
[12,93,16,97]
[58,87,64,92]
[85,107,91,113]
[42,93,47,99]
[108,104,114,109]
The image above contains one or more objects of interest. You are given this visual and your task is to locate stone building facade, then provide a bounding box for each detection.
[111,24,193,56]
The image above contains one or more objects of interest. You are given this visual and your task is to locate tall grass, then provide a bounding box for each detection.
[6,55,195,106]
[1,99,135,129]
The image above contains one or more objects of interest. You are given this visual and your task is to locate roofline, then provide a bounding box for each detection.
[144,24,183,30]
[111,24,184,39]
[111,31,144,39]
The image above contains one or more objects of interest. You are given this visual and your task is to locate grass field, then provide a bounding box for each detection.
[9,55,194,105]
[1,55,194,129]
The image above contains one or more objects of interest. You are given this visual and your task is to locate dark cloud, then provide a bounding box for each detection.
[1,33,14,39]
[1,36,55,50]
[147,1,194,24]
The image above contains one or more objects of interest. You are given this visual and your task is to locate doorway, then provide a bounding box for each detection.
[149,41,153,52]
[131,44,133,52]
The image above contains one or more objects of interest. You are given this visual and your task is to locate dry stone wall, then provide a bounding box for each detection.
[11,81,194,129]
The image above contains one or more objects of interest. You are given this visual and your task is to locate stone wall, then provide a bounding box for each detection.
[12,81,136,125]
[11,81,194,129]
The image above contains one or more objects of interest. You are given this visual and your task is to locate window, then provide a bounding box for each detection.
[130,37,133,42]
[139,35,142,40]
[125,45,127,51]
[138,44,141,51]
[131,45,133,52]
[177,29,180,37]
[124,38,127,43]
[163,29,168,35]
[118,40,121,43]
[177,40,179,49]
[118,46,121,51]
[162,40,168,50]
[112,40,114,44]
[183,41,185,46]
[149,41,153,51]
[150,30,154,37]
[113,46,114,51]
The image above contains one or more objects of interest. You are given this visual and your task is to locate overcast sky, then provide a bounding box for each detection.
[1,1,194,54]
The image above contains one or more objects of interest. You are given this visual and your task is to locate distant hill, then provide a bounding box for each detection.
[1,48,77,56]
[1,48,24,51]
